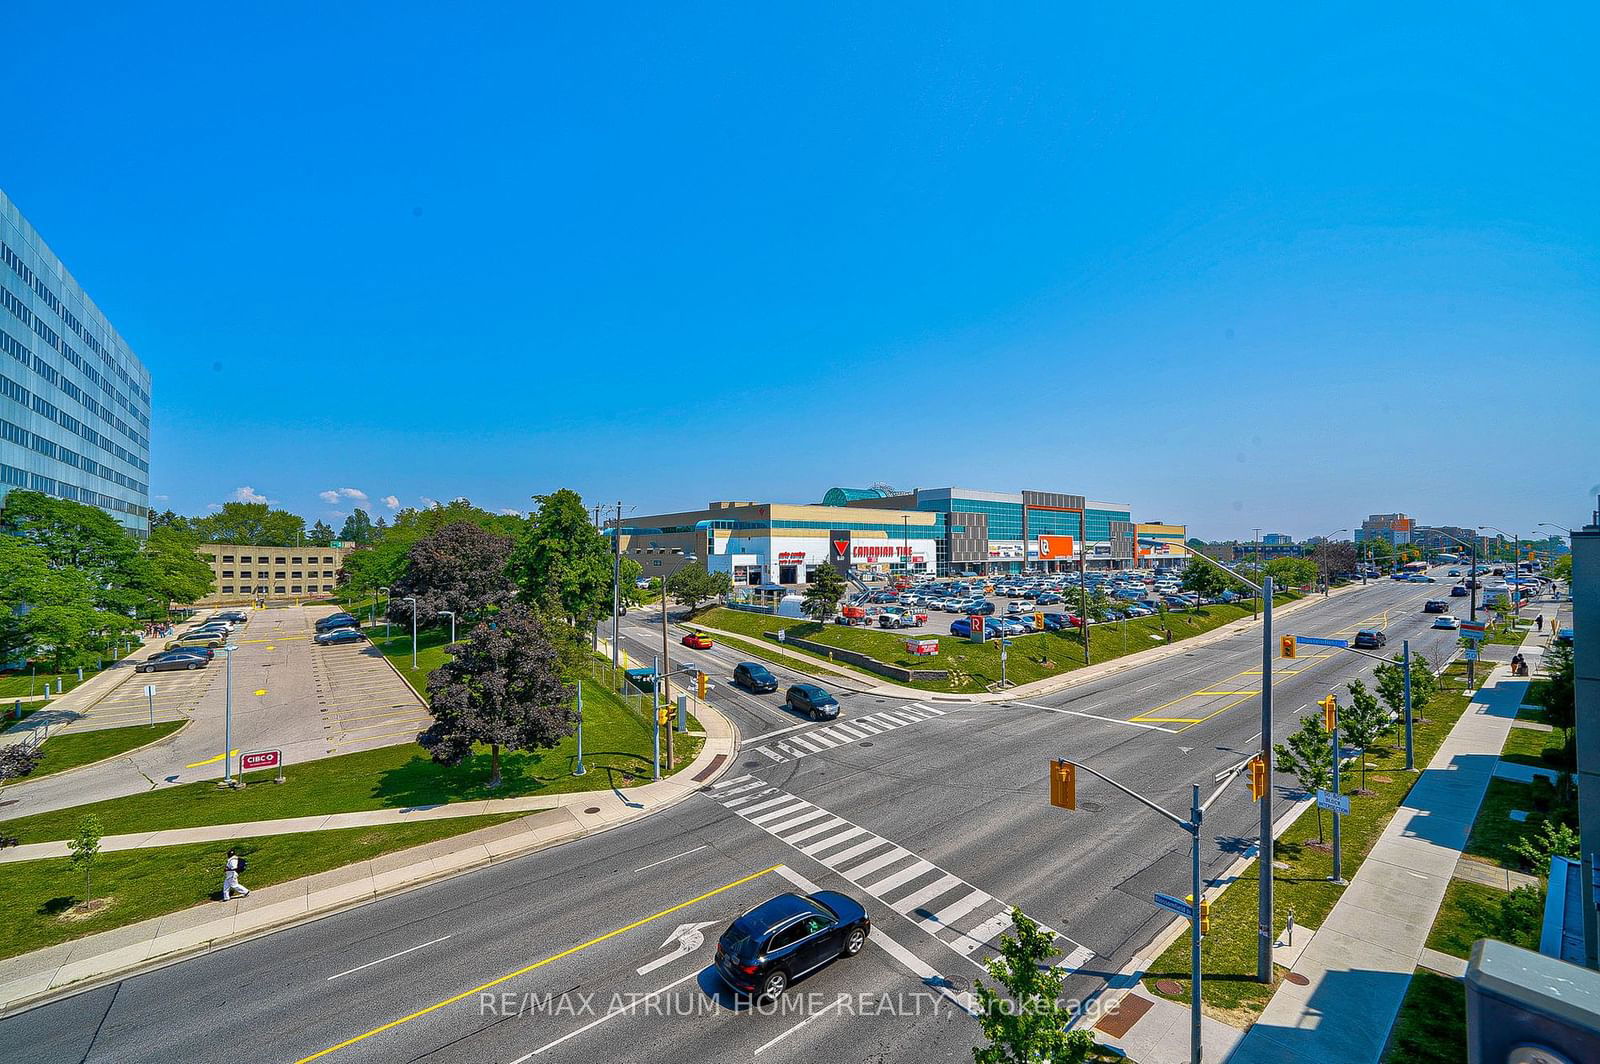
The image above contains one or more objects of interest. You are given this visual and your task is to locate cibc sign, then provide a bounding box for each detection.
[240,749,286,783]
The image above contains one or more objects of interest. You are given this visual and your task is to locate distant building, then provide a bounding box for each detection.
[1412,524,1479,552]
[195,543,354,605]
[1355,513,1413,546]
[1261,533,1293,545]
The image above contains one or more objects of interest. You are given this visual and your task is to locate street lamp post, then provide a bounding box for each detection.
[611,501,623,668]
[404,596,417,669]
[573,680,586,776]
[438,610,455,646]
[221,643,238,783]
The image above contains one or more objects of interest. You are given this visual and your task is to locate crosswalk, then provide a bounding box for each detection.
[708,776,1095,973]
[752,703,948,764]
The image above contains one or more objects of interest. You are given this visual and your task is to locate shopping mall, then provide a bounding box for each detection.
[610,486,1191,587]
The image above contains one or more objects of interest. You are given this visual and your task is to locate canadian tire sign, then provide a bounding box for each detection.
[829,530,852,575]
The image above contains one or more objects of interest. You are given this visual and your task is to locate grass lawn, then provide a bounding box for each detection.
[1144,666,1482,1018]
[1462,779,1549,870]
[699,596,1300,694]
[0,814,518,961]
[0,662,702,844]
[1425,878,1540,959]
[1380,971,1466,1064]
[365,623,456,697]
[25,721,186,781]
[1499,725,1566,769]
[0,669,89,701]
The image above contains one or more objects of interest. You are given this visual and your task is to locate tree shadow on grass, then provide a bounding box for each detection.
[370,747,657,808]
[37,896,75,917]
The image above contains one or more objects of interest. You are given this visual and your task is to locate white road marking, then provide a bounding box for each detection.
[632,844,709,874]
[531,969,702,1055]
[754,994,847,1055]
[326,935,452,981]
[1011,700,1176,732]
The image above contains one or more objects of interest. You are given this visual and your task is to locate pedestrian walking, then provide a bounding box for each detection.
[222,849,250,900]
[1536,614,1544,632]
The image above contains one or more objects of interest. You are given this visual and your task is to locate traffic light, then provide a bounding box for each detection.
[1185,895,1211,934]
[658,705,671,726]
[1249,756,1268,801]
[1321,694,1337,731]
[1050,759,1076,810]
[697,671,708,700]
[1281,635,1297,659]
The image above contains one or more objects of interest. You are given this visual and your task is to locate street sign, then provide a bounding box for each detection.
[1464,648,1479,662]
[240,749,281,772]
[1460,629,1484,642]
[1460,621,1486,634]
[143,684,156,698]
[1295,636,1351,649]
[1316,789,1351,815]
[776,629,786,643]
[1153,892,1194,919]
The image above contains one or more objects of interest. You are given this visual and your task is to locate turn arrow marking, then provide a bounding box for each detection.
[636,920,718,975]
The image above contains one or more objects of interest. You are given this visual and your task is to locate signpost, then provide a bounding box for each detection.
[1315,788,1351,816]
[905,638,939,656]
[968,614,985,644]
[1464,648,1479,663]
[144,683,156,727]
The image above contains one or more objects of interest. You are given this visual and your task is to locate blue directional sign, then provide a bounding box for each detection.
[1295,636,1350,649]
[1153,892,1194,919]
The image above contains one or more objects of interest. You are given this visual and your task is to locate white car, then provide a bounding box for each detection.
[1431,615,1460,629]
[1006,600,1033,615]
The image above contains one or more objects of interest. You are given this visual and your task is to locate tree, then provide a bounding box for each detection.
[665,562,731,613]
[0,529,127,670]
[1551,555,1572,583]
[972,909,1096,1064]
[418,604,576,788]
[1375,651,1436,726]
[1308,541,1357,585]
[0,744,43,801]
[1341,680,1390,793]
[1179,558,1231,604]
[149,509,192,533]
[619,556,646,606]
[510,490,613,626]
[387,522,515,625]
[190,502,305,546]
[0,490,151,619]
[802,565,847,623]
[339,509,375,545]
[1264,557,1318,589]
[142,527,215,607]
[1276,712,1334,842]
[1509,818,1579,873]
[307,520,335,547]
[1537,643,1576,760]
[69,814,103,900]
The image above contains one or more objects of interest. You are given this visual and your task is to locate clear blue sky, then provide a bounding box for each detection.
[5,3,1597,538]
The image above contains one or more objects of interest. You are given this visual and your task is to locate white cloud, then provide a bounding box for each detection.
[381,495,400,509]
[232,486,273,505]
[419,496,439,509]
[499,507,522,517]
[318,487,370,507]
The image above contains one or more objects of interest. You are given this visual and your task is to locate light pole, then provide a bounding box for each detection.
[611,502,623,668]
[404,596,417,669]
[1539,523,1573,599]
[221,643,238,784]
[1417,526,1480,687]
[1313,529,1348,595]
[438,610,455,646]
[1181,547,1275,984]
[380,587,391,639]
[573,680,586,776]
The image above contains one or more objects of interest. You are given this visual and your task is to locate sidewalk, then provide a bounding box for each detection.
[1,631,170,749]
[0,699,739,1016]
[1225,651,1533,1060]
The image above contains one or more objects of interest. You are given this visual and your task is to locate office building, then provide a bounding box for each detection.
[1355,513,1413,547]
[195,543,355,605]
[0,189,151,536]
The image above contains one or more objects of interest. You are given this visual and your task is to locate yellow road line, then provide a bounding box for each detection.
[184,749,239,768]
[1194,690,1257,697]
[294,864,782,1063]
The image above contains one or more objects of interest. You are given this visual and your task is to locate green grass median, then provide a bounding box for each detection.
[23,721,186,781]
[0,814,520,961]
[365,623,455,697]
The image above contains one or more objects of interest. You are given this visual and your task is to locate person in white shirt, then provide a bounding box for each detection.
[223,849,250,900]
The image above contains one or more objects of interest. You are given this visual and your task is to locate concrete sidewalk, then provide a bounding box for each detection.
[1,632,171,748]
[1226,655,1530,1062]
[0,701,739,1016]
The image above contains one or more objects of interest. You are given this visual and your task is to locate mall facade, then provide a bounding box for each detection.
[611,487,1189,587]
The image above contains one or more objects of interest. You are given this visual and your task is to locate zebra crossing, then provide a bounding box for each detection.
[708,775,1096,973]
[752,703,948,764]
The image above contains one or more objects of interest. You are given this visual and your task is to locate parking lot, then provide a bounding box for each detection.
[309,619,434,756]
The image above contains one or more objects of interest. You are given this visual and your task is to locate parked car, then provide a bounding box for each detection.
[314,627,367,646]
[137,650,211,672]
[966,600,996,616]
[786,684,840,721]
[166,632,224,651]
[1423,600,1448,613]
[1006,601,1033,616]
[681,631,714,649]
[213,610,249,623]
[1353,628,1388,649]
[733,662,778,693]
[316,613,359,632]
[715,891,870,999]
[1432,616,1460,629]
[1451,585,1470,597]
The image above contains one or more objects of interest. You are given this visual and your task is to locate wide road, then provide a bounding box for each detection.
[1,571,1480,1063]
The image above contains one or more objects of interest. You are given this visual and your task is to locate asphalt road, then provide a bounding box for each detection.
[2,570,1493,1063]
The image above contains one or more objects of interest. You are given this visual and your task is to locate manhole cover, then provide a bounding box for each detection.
[1154,979,1185,996]
[860,741,873,748]
[1285,972,1310,986]
[584,807,601,814]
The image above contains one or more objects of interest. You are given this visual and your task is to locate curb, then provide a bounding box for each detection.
[0,717,194,796]
[0,698,741,1017]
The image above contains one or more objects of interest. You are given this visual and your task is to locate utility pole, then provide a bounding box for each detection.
[1080,508,1090,664]
[611,501,622,668]
[660,572,674,769]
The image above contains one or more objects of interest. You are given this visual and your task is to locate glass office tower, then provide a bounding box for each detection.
[0,188,151,536]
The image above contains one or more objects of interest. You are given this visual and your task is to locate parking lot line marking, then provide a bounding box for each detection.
[292,864,782,1063]
[184,749,239,768]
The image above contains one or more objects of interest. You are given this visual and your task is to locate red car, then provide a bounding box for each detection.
[682,632,714,649]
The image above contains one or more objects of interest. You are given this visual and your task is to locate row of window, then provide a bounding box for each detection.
[0,464,146,518]
[219,571,337,580]
[1,242,150,417]
[218,585,336,595]
[0,371,149,494]
[215,554,340,565]
[1,321,149,469]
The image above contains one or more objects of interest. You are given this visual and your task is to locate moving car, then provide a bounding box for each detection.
[785,683,840,721]
[1353,628,1388,649]
[316,612,359,633]
[681,631,714,649]
[137,649,212,672]
[1447,569,1462,577]
[714,891,870,999]
[1451,585,1470,597]
[314,627,367,646]
[733,662,778,693]
[166,632,224,651]
[1423,600,1449,613]
[1432,615,1461,629]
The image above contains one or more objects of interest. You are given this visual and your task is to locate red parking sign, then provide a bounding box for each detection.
[240,749,281,771]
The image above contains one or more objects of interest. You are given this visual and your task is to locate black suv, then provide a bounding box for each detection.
[714,891,870,999]
[1353,628,1388,649]
[315,613,359,633]
[1423,600,1448,613]
[786,684,840,721]
[733,662,778,693]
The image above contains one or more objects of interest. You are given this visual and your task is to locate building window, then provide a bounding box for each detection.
[275,556,286,564]
[221,585,234,594]
[275,586,286,593]
[222,570,234,578]
[322,584,333,591]
[292,557,302,564]
[292,571,303,578]
[240,555,252,562]
[222,555,235,562]
[275,571,286,580]
[292,585,302,593]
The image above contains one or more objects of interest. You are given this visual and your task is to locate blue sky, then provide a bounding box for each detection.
[5,3,1597,538]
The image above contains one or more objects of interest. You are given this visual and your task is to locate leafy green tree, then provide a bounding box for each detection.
[802,565,847,623]
[69,815,104,900]
[972,909,1096,1064]
[1375,651,1436,725]
[307,520,335,547]
[418,604,576,788]
[339,508,375,545]
[510,490,613,626]
[149,509,192,533]
[1537,642,1575,763]
[1264,557,1319,589]
[142,527,215,607]
[0,490,150,615]
[190,501,305,546]
[1179,558,1230,602]
[619,556,646,606]
[1551,555,1571,582]
[665,562,732,613]
[1497,883,1546,949]
[1276,712,1334,843]
[1341,680,1390,792]
[1510,819,1580,873]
